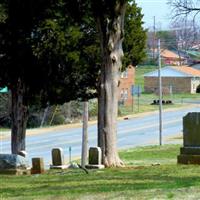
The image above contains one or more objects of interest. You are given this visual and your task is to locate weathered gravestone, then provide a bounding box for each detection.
[50,148,68,169]
[31,157,45,174]
[86,147,104,169]
[178,112,200,164]
[0,154,30,175]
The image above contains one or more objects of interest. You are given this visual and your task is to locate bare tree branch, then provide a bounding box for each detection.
[168,0,200,19]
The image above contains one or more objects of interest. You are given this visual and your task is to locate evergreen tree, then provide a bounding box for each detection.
[123,1,147,68]
[0,0,99,154]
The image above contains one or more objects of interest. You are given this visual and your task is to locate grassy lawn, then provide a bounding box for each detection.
[1,145,200,200]
[118,92,193,116]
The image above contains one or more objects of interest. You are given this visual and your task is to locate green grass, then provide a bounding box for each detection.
[2,145,200,199]
[118,92,188,116]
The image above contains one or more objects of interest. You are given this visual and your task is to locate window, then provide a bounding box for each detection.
[120,88,128,100]
[124,89,128,100]
[120,89,124,99]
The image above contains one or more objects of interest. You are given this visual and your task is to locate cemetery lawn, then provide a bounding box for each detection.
[1,145,200,200]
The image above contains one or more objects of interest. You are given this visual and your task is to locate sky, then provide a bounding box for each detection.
[135,0,172,30]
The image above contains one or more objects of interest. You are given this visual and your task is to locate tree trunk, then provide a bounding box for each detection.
[11,78,28,154]
[97,2,126,167]
[81,101,88,167]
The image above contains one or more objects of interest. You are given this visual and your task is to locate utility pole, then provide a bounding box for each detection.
[158,39,163,146]
[81,101,88,167]
[153,16,156,61]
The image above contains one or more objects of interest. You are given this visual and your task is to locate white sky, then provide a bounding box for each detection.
[135,0,172,30]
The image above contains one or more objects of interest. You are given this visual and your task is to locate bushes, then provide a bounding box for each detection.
[0,98,99,128]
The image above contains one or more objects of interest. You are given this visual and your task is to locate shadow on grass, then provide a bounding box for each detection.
[1,165,200,199]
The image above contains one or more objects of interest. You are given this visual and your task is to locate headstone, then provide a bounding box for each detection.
[31,158,45,174]
[178,112,200,164]
[52,148,64,166]
[183,112,200,147]
[0,154,30,175]
[50,148,68,169]
[86,147,104,169]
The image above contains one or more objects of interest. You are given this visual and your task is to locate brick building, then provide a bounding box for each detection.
[118,65,135,106]
[144,66,200,94]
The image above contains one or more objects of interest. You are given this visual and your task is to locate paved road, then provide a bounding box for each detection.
[1,105,200,168]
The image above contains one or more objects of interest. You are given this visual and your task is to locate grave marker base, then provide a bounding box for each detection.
[50,164,69,169]
[178,154,200,164]
[85,164,105,169]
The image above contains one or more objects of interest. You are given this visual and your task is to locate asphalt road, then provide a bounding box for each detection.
[1,105,200,168]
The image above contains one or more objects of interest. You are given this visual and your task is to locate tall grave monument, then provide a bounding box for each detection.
[178,112,200,164]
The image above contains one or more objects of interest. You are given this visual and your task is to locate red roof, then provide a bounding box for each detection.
[171,66,200,77]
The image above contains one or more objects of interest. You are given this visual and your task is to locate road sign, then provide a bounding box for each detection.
[0,87,8,93]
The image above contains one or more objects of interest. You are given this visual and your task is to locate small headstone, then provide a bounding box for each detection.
[86,147,104,169]
[178,112,200,164]
[31,158,45,174]
[52,148,64,166]
[50,148,68,169]
[89,147,102,165]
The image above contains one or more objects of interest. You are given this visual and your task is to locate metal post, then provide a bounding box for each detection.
[153,16,156,61]
[69,146,72,163]
[158,39,163,146]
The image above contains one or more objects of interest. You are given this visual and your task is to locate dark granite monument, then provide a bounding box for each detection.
[178,112,200,164]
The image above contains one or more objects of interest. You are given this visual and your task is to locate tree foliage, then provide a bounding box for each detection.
[0,0,100,153]
[123,1,147,68]
[33,1,100,105]
[0,0,146,163]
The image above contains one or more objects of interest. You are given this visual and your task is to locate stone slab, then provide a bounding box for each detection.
[177,154,200,164]
[50,165,69,169]
[85,164,105,169]
[180,147,200,155]
[0,154,29,169]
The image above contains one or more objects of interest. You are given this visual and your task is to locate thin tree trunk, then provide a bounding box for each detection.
[11,78,28,154]
[81,101,88,167]
[97,2,126,167]
[40,102,49,127]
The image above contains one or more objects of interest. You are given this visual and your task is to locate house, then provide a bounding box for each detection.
[144,66,200,94]
[118,65,135,106]
[160,49,187,66]
[148,49,188,65]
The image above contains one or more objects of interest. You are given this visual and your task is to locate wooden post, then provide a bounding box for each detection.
[81,101,88,167]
